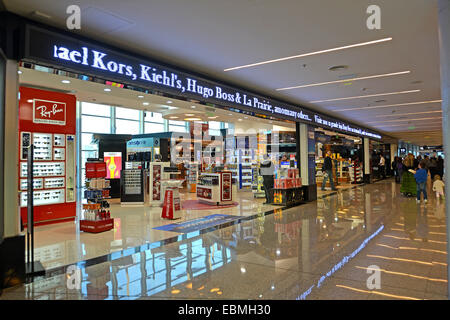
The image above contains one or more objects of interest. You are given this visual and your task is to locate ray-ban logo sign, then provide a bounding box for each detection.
[33,99,66,125]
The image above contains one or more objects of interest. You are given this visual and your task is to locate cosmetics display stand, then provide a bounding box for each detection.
[80,160,114,233]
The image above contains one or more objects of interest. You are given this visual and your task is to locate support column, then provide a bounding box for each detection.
[0,50,5,246]
[296,122,316,201]
[363,138,371,184]
[0,59,24,291]
[437,0,450,298]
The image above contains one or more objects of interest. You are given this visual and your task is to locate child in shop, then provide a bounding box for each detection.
[412,161,428,204]
[432,175,445,200]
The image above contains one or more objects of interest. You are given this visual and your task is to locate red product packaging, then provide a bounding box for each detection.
[288,169,299,179]
[96,162,107,178]
[279,179,287,189]
[85,163,97,178]
[286,178,294,189]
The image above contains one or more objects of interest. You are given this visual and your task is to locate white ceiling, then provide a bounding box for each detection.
[4,0,443,145]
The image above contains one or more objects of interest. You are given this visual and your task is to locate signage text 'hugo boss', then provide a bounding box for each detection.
[49,41,382,139]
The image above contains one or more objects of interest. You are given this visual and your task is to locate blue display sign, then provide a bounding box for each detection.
[24,24,382,140]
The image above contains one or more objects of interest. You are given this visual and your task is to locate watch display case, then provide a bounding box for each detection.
[120,168,145,204]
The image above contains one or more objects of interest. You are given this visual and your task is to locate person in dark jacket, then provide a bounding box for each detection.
[414,161,428,204]
[437,156,444,178]
[321,151,336,191]
[260,154,275,204]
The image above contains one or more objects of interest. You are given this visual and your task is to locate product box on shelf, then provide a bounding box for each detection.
[288,168,299,179]
[95,162,107,177]
[286,178,294,189]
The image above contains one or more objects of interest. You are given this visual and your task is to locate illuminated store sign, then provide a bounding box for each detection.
[25,25,381,139]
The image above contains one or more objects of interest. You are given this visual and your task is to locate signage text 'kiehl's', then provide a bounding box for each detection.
[52,45,381,139]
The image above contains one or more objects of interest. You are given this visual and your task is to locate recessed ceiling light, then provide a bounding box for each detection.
[310,89,420,103]
[166,100,173,104]
[27,99,33,103]
[184,117,202,121]
[185,113,194,116]
[61,80,71,84]
[335,100,442,112]
[138,95,144,98]
[224,37,392,71]
[169,116,179,119]
[104,88,111,92]
[17,70,22,74]
[238,119,243,121]
[191,106,196,109]
[143,102,149,106]
[208,116,218,119]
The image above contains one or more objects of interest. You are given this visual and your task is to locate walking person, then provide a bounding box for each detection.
[432,175,445,200]
[401,154,417,197]
[260,154,275,204]
[437,156,444,179]
[379,153,386,179]
[413,161,428,204]
[396,157,404,184]
[321,151,336,191]
[428,156,438,180]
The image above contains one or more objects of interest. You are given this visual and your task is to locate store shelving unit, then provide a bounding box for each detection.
[80,160,114,233]
[120,163,146,205]
[197,171,233,205]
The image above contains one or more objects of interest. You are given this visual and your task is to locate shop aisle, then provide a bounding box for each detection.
[1,180,447,300]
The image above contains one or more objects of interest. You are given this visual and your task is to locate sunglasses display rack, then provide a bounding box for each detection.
[80,160,114,233]
[19,132,70,209]
[18,87,77,226]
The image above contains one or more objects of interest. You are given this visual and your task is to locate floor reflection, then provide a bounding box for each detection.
[2,180,447,300]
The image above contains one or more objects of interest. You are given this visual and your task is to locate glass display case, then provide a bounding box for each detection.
[197,171,233,205]
[121,167,145,204]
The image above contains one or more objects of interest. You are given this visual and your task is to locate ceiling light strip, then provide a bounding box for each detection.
[374,110,442,118]
[367,117,442,124]
[310,90,420,103]
[224,37,392,72]
[334,100,442,112]
[276,71,410,91]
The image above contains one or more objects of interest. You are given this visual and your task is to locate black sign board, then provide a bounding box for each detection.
[23,24,382,139]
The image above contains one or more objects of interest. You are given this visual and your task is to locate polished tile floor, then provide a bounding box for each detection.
[28,191,278,270]
[1,179,447,300]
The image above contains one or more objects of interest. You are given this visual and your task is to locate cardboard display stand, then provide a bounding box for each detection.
[161,188,182,220]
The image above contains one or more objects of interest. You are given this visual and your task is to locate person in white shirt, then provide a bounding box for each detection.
[432,175,445,200]
[379,154,386,179]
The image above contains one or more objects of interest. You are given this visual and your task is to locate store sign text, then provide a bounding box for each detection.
[51,43,380,139]
[33,99,66,125]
